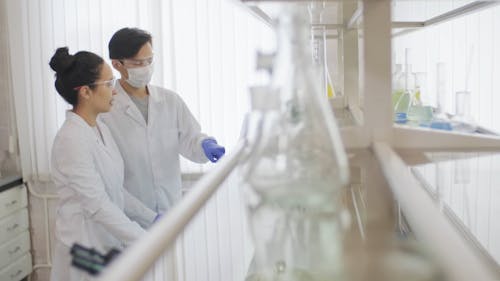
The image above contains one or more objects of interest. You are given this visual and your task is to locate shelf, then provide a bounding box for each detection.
[392,1,500,37]
[238,1,500,32]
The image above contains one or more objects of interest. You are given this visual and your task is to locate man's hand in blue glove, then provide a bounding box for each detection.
[153,213,162,223]
[202,139,225,163]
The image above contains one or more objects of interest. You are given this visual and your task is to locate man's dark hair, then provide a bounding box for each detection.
[108,28,152,59]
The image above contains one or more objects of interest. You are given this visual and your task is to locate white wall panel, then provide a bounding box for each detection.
[179,173,252,281]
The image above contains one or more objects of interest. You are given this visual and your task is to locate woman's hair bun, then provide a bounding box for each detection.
[49,47,76,73]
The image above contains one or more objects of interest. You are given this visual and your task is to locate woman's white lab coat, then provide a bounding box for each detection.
[50,111,157,281]
[100,83,209,213]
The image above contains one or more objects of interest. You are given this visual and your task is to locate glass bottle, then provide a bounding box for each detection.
[429,62,452,130]
[392,64,404,108]
[308,2,336,99]
[308,2,328,99]
[243,4,349,281]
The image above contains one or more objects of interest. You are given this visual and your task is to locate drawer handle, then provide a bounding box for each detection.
[5,200,18,207]
[8,246,20,255]
[10,269,22,278]
[7,223,19,232]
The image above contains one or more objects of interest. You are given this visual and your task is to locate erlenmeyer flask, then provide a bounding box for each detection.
[242,4,349,281]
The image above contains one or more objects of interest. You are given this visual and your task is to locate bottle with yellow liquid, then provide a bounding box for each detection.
[326,66,335,99]
[308,2,336,99]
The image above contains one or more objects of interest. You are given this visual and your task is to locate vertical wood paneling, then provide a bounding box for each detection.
[179,173,252,281]
[489,155,500,262]
[478,10,493,129]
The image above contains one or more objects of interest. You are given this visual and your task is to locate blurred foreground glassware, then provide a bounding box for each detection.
[242,4,349,281]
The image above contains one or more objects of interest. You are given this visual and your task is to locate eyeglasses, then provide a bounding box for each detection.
[120,56,154,67]
[73,78,117,91]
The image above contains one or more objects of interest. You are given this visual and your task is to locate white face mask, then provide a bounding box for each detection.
[126,63,154,88]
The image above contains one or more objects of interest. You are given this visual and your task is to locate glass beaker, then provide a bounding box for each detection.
[435,62,448,118]
[451,91,477,133]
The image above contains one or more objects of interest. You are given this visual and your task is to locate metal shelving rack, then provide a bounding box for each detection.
[97,1,500,281]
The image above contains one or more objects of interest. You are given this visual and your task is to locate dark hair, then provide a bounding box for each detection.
[49,47,104,106]
[108,27,152,59]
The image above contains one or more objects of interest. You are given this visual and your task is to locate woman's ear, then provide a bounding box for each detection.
[77,86,92,101]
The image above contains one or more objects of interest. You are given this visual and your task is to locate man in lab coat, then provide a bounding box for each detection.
[101,27,225,215]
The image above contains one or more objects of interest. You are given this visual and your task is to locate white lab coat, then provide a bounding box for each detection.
[50,111,157,281]
[100,82,209,213]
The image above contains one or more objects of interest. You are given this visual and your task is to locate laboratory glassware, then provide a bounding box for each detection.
[393,49,414,124]
[242,4,349,281]
[429,62,452,130]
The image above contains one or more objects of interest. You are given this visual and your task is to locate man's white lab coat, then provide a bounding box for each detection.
[100,83,209,213]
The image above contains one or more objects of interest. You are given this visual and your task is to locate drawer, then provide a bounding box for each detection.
[0,209,29,245]
[0,253,31,281]
[0,185,27,219]
[0,231,30,269]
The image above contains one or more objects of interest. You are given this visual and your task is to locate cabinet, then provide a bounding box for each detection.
[0,176,32,281]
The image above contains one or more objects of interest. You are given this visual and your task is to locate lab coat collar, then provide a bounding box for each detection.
[114,81,162,127]
[65,111,112,153]
[114,81,147,126]
[66,110,112,155]
[65,110,94,132]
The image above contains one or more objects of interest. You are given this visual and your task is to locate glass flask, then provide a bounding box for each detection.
[393,64,414,124]
[242,4,349,281]
[407,72,433,126]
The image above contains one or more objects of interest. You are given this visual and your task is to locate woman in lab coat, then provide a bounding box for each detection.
[49,47,158,281]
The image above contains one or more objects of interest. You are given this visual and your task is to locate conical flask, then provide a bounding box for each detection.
[242,5,349,281]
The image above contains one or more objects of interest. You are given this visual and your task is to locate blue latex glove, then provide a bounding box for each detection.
[153,213,162,223]
[202,139,225,163]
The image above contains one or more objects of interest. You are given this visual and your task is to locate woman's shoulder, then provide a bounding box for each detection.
[53,117,94,153]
